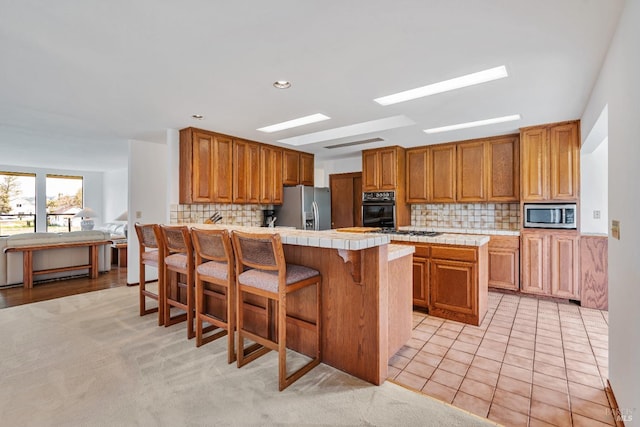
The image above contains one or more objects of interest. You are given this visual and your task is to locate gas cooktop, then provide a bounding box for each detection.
[379,229,442,237]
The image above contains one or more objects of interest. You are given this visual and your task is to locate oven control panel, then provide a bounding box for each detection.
[363,191,395,202]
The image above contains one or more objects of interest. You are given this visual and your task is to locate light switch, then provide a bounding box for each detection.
[135,211,142,219]
[611,220,620,240]
[593,210,601,219]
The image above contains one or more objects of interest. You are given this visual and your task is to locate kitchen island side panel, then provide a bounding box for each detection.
[283,244,393,385]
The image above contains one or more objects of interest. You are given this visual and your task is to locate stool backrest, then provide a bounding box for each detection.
[159,225,193,257]
[135,223,159,250]
[191,228,233,265]
[231,231,284,273]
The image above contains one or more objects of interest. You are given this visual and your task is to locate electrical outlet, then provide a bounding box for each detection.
[593,210,601,219]
[611,220,620,240]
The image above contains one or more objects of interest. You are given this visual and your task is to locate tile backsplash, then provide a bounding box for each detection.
[170,204,264,227]
[411,203,520,231]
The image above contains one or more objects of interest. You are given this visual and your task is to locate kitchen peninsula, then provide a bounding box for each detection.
[189,224,414,385]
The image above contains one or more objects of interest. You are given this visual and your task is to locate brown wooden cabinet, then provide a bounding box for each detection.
[488,235,520,291]
[411,244,430,308]
[521,229,579,299]
[259,145,283,204]
[393,240,487,325]
[300,153,314,186]
[233,139,260,204]
[487,135,520,201]
[521,120,579,201]
[329,172,362,229]
[457,141,486,202]
[283,150,315,187]
[406,147,429,203]
[362,146,404,191]
[179,128,233,204]
[430,144,456,203]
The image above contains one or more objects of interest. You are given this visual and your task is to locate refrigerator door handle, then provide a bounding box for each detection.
[312,201,319,231]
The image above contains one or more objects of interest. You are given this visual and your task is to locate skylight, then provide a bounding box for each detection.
[423,114,521,134]
[374,66,509,106]
[257,113,330,133]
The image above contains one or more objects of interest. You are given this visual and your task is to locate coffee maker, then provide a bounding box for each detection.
[262,209,276,227]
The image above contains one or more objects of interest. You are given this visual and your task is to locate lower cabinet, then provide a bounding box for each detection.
[488,235,520,291]
[395,241,488,326]
[521,230,580,299]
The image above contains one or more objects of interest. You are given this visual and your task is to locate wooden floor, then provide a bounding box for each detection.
[0,266,129,309]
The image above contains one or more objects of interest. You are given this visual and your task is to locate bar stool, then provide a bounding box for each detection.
[158,224,195,339]
[134,223,164,326]
[231,230,321,391]
[191,228,236,363]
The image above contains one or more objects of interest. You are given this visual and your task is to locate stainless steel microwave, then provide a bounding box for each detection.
[523,203,577,229]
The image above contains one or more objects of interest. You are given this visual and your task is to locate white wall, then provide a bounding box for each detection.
[127,140,168,284]
[581,0,640,422]
[580,138,608,234]
[103,168,127,222]
[316,155,362,186]
[0,164,104,230]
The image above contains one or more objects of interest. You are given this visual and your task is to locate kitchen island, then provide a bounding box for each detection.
[186,224,414,385]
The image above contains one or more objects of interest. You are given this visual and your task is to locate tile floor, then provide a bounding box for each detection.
[388,292,615,426]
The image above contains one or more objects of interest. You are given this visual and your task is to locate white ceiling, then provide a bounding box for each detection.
[0,0,624,172]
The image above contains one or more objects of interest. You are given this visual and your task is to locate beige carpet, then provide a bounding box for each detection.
[0,286,498,427]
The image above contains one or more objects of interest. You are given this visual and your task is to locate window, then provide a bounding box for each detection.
[0,172,36,236]
[46,175,83,232]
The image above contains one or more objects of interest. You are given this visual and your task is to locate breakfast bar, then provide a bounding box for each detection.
[190,224,414,385]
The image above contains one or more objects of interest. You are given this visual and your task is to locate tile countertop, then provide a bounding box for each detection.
[388,244,416,261]
[399,226,520,237]
[388,232,490,246]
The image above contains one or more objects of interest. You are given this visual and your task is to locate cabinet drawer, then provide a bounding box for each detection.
[488,235,519,250]
[431,246,477,262]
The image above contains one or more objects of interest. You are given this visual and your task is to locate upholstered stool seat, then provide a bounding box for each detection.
[238,265,319,293]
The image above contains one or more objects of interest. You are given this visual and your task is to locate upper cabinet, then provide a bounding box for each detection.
[233,139,261,204]
[259,145,283,204]
[283,150,315,187]
[405,135,519,204]
[362,146,405,191]
[179,128,233,204]
[521,120,579,201]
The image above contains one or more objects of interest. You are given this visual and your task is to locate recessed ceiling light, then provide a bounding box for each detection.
[257,113,330,133]
[374,65,509,106]
[278,115,414,146]
[423,114,521,134]
[273,80,291,89]
[191,114,204,120]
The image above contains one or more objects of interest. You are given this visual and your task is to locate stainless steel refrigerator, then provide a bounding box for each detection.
[274,185,331,230]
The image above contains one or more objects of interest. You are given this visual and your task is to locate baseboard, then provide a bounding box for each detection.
[605,379,627,427]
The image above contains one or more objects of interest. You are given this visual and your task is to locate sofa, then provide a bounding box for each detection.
[0,230,112,287]
[95,222,127,242]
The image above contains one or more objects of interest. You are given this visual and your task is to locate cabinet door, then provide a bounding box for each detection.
[412,257,429,308]
[487,136,520,201]
[260,146,283,204]
[430,145,456,203]
[520,231,550,295]
[406,147,429,202]
[213,135,233,203]
[300,153,314,186]
[550,233,580,299]
[430,258,477,319]
[362,150,379,191]
[283,149,300,186]
[378,148,398,190]
[549,122,579,201]
[190,131,216,202]
[521,127,548,201]
[488,235,520,291]
[233,139,260,204]
[457,141,486,202]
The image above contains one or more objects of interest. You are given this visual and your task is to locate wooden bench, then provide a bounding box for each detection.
[4,240,112,289]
